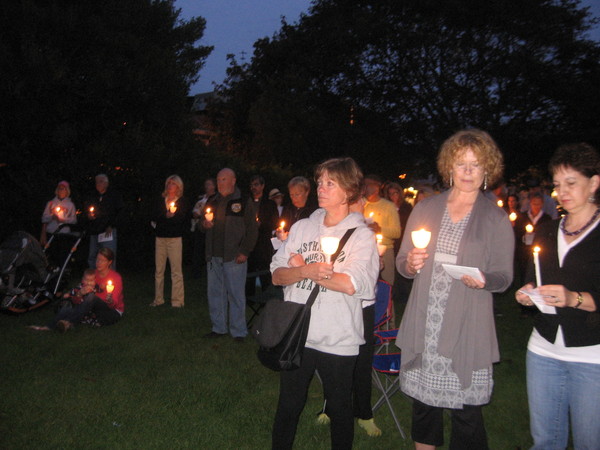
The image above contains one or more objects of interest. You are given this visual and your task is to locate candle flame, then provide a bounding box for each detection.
[376,234,383,243]
[106,280,114,294]
[509,212,517,222]
[369,212,374,218]
[206,208,211,213]
[411,228,431,249]
[497,200,504,207]
[89,206,94,212]
[526,224,534,233]
[280,221,285,229]
[533,246,541,254]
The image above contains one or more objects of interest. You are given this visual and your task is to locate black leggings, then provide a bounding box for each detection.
[272,348,356,450]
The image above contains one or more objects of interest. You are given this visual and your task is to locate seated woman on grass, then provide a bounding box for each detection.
[29,248,124,332]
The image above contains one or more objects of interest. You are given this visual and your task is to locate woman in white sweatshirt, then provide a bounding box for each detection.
[270,157,380,450]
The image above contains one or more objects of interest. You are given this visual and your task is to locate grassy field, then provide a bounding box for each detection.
[0,267,537,449]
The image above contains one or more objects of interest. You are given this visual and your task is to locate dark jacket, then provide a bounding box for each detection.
[84,187,124,235]
[528,220,600,347]
[152,196,191,238]
[204,187,258,262]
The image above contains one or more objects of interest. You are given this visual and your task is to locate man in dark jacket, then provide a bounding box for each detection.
[85,174,124,269]
[202,168,258,341]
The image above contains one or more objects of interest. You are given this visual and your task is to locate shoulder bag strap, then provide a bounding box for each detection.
[305,227,357,308]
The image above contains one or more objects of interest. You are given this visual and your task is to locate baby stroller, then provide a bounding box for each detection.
[0,224,86,313]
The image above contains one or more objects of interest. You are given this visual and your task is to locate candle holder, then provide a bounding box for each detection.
[321,236,340,263]
[411,228,431,273]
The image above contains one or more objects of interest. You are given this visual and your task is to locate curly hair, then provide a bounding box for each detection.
[549,143,600,205]
[314,157,364,205]
[437,129,504,188]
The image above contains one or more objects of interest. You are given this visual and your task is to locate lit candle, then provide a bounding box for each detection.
[106,280,115,294]
[411,228,431,274]
[525,224,534,233]
[533,246,542,287]
[89,206,95,215]
[497,200,504,208]
[169,201,177,213]
[411,229,431,249]
[204,207,213,222]
[509,212,517,222]
[278,221,285,231]
[365,211,375,224]
[321,236,340,264]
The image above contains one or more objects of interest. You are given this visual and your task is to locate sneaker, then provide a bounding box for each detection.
[56,320,72,333]
[203,331,227,339]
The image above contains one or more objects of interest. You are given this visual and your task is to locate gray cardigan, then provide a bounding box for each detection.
[395,190,514,389]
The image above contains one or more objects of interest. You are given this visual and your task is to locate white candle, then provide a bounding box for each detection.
[204,207,213,222]
[411,228,431,274]
[533,246,542,287]
[321,236,340,263]
[365,211,375,224]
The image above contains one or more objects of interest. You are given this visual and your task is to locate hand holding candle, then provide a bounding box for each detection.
[276,221,288,241]
[411,228,431,273]
[321,236,340,264]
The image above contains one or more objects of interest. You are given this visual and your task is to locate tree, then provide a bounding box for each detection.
[0,0,213,257]
[210,0,600,181]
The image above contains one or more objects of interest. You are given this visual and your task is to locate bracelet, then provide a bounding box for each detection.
[574,292,584,309]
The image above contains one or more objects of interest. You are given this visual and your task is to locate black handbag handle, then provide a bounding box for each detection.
[305,227,356,308]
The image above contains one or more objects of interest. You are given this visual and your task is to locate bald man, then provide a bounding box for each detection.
[202,168,258,341]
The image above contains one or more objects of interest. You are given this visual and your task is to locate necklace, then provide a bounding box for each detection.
[560,207,600,236]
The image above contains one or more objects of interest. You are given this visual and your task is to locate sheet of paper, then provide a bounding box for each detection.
[441,264,485,283]
[97,232,113,243]
[519,288,557,315]
[271,237,283,251]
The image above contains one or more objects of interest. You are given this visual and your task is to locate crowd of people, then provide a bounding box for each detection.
[26,130,600,449]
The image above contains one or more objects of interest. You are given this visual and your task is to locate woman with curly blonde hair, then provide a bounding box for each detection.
[396,129,514,449]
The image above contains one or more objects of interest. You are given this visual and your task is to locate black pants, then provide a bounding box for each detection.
[272,348,356,450]
[411,398,489,449]
[353,304,375,419]
[48,294,120,329]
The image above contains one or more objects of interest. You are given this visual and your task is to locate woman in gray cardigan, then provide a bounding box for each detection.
[395,129,514,449]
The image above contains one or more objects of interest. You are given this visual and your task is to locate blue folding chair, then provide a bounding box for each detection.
[372,352,406,438]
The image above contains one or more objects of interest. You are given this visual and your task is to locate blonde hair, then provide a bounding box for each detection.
[437,129,504,188]
[162,174,184,198]
[314,157,364,205]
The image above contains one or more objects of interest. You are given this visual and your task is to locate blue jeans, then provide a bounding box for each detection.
[527,350,600,450]
[88,229,118,269]
[207,257,248,338]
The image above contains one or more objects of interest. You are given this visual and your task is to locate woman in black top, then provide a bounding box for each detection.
[515,143,600,450]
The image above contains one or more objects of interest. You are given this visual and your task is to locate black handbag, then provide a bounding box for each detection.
[252,228,356,371]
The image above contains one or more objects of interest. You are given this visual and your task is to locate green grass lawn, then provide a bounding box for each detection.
[1,268,537,449]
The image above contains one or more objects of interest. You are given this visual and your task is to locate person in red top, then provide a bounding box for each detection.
[29,247,124,332]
